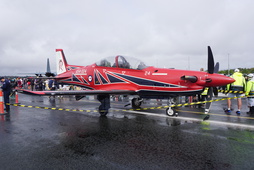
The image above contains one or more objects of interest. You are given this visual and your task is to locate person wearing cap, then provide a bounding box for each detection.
[245,73,254,114]
[225,68,246,115]
[0,77,11,112]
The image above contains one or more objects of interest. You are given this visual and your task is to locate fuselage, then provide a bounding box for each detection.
[56,62,234,98]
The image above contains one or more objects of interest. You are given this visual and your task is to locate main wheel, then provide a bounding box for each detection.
[99,110,108,116]
[99,105,108,116]
[131,98,142,108]
[97,94,110,116]
[166,107,176,116]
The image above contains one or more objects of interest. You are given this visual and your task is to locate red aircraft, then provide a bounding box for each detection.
[20,46,234,116]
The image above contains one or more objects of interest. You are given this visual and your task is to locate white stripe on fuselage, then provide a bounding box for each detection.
[152,73,168,75]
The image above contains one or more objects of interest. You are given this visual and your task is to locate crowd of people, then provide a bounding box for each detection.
[0,77,76,113]
[1,77,60,91]
[188,68,254,115]
[224,69,254,115]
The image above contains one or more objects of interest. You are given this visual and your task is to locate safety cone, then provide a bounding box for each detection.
[0,90,4,114]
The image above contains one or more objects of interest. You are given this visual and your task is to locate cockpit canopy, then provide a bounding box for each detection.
[95,55,148,70]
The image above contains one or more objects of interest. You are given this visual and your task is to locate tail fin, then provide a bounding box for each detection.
[45,58,55,77]
[56,49,68,75]
[46,58,51,73]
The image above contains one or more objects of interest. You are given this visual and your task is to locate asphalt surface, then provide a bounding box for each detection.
[1,93,254,170]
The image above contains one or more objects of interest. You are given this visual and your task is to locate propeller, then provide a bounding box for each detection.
[203,114,210,121]
[207,46,214,74]
[205,46,217,114]
[214,62,219,74]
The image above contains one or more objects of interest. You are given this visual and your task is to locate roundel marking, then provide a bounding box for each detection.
[88,75,93,82]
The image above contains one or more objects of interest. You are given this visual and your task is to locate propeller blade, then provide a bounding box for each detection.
[203,115,210,121]
[214,62,219,73]
[208,46,214,74]
[205,87,213,114]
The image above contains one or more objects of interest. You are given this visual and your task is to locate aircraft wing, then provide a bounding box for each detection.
[18,89,137,96]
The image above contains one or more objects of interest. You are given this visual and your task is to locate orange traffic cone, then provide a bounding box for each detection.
[0,90,4,114]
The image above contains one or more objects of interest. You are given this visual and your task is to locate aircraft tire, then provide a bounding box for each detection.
[99,105,108,116]
[99,110,108,116]
[97,94,110,116]
[166,107,175,116]
[131,98,142,108]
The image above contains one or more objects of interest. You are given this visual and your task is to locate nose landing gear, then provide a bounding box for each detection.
[166,98,178,116]
[166,107,178,116]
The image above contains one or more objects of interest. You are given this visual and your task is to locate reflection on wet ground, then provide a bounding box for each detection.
[1,94,254,169]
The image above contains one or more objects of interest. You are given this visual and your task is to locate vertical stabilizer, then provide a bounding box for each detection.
[45,58,55,77]
[56,49,68,75]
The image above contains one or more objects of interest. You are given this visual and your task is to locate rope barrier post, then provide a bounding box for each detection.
[15,90,19,104]
[0,90,5,114]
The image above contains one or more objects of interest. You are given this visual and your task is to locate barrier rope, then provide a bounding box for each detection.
[218,89,245,94]
[6,92,254,113]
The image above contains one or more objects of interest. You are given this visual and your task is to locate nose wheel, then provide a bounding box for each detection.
[166,98,178,116]
[166,107,178,116]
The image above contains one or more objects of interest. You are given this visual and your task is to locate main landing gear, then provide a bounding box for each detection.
[131,97,143,108]
[97,94,110,116]
[96,95,178,117]
[97,96,143,116]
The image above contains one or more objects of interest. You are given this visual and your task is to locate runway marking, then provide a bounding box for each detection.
[123,110,254,129]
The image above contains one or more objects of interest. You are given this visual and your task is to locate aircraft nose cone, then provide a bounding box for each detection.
[209,74,235,87]
[226,76,235,84]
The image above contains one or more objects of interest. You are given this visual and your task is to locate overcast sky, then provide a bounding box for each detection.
[1,0,254,76]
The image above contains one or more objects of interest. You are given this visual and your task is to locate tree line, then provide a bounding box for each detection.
[218,67,254,75]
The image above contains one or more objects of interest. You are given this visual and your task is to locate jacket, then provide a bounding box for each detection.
[1,79,11,93]
[201,87,208,95]
[227,72,246,91]
[246,79,254,96]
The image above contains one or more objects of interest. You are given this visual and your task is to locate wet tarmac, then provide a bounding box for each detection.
[1,94,254,169]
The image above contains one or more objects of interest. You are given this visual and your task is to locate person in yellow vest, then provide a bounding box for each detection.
[245,73,254,114]
[225,68,246,115]
[197,68,208,108]
[197,87,208,108]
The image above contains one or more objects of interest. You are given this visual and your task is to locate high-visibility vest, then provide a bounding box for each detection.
[227,72,246,91]
[246,80,254,96]
[201,87,208,95]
